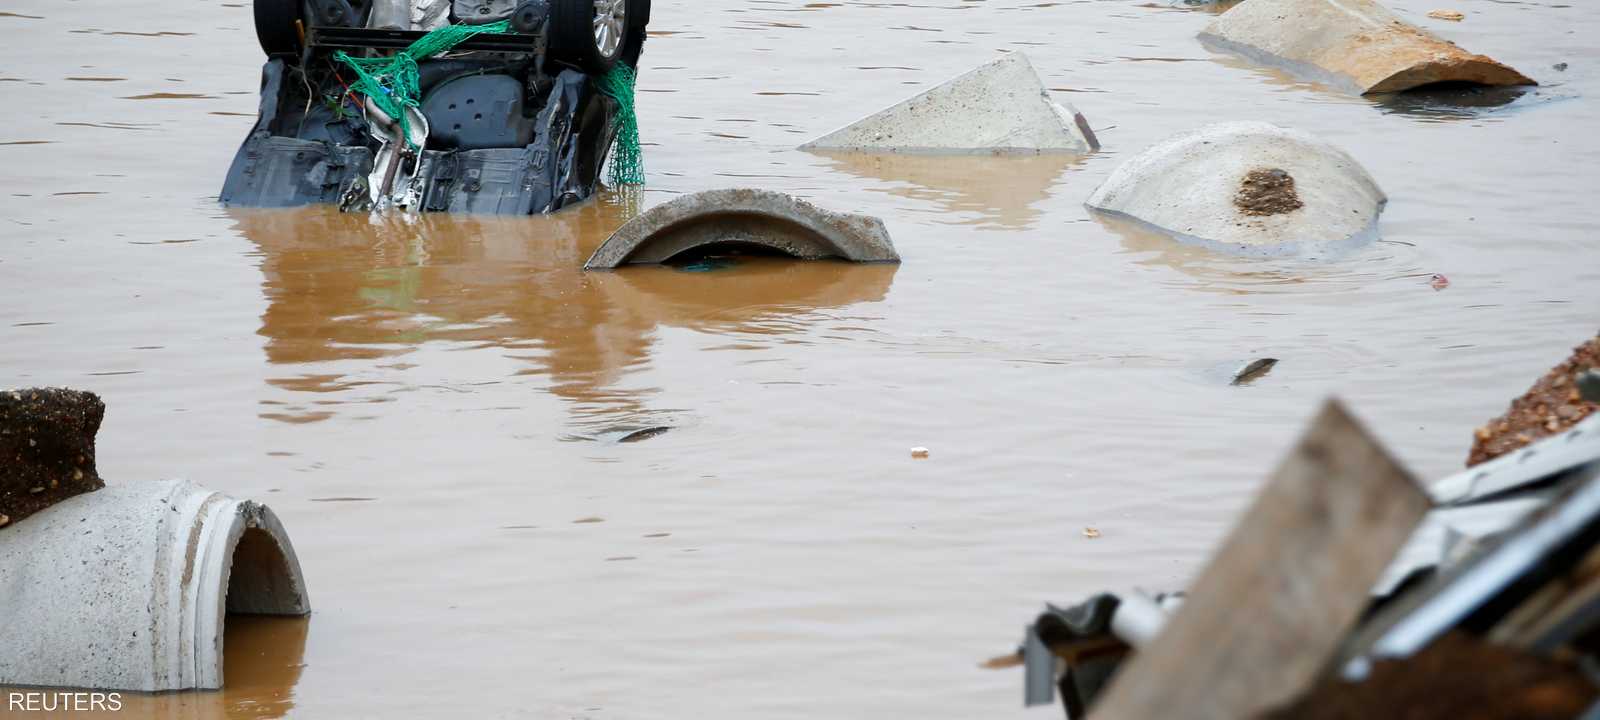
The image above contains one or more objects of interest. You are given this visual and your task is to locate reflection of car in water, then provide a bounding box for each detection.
[230,206,896,425]
[221,0,649,215]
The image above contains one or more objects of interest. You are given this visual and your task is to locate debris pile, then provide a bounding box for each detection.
[1470,334,1600,466]
[995,362,1600,718]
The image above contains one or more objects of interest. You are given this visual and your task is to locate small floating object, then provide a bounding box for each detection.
[1427,9,1465,21]
[1580,371,1600,404]
[1430,274,1451,291]
[1083,527,1102,539]
[1232,358,1280,386]
[911,446,931,459]
[618,426,672,444]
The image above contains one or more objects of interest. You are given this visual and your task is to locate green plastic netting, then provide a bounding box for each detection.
[334,20,512,149]
[335,19,645,184]
[598,64,645,186]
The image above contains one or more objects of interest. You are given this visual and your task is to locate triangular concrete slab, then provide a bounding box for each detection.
[801,53,1098,154]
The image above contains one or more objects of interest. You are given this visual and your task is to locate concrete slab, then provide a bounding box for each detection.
[585,188,899,269]
[1085,122,1386,257]
[801,53,1098,154]
[1201,0,1535,95]
[0,480,309,692]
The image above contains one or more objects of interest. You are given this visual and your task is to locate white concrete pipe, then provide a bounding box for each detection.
[0,480,309,692]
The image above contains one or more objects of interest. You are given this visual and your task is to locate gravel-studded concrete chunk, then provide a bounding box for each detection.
[0,387,105,528]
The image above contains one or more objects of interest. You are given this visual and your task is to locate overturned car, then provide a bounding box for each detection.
[220,0,648,215]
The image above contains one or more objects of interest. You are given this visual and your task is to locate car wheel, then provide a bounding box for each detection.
[548,0,642,75]
[254,0,304,58]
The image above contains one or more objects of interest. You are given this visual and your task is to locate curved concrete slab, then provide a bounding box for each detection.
[1085,122,1386,257]
[585,189,900,269]
[800,53,1098,154]
[0,480,310,692]
[1201,0,1535,95]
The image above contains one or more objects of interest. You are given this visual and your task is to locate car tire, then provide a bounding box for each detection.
[254,0,304,58]
[548,0,648,75]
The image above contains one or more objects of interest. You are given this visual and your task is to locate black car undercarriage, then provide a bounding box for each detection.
[220,0,648,215]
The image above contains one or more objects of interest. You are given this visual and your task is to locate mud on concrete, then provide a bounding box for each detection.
[1233,168,1304,217]
[0,388,105,528]
[1470,334,1600,466]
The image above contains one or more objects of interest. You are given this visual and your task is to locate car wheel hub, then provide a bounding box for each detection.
[593,0,625,58]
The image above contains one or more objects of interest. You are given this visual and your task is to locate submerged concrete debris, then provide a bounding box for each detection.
[1469,333,1600,466]
[1086,122,1386,256]
[801,53,1098,154]
[584,189,900,269]
[0,479,310,691]
[0,391,310,692]
[1,388,106,528]
[1201,0,1535,95]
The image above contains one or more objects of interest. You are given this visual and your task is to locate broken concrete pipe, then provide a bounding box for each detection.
[1085,122,1386,257]
[801,53,1098,155]
[584,189,900,269]
[1,388,106,529]
[0,479,310,692]
[1201,0,1535,95]
[0,387,309,692]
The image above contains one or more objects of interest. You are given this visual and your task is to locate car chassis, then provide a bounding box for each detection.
[220,0,648,215]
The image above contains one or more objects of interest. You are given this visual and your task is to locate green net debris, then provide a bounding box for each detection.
[334,20,512,149]
[598,64,645,186]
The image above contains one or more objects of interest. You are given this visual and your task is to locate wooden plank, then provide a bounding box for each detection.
[1091,400,1432,720]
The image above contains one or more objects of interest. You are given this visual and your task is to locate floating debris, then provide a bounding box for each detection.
[1429,274,1450,291]
[1083,527,1102,539]
[1426,9,1465,21]
[618,426,672,444]
[1579,370,1600,404]
[1232,358,1279,386]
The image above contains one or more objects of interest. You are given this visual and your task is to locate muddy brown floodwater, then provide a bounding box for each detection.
[2,0,1598,718]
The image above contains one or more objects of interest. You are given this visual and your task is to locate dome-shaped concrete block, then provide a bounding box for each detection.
[1086,122,1386,256]
[1201,0,1535,95]
[0,480,309,692]
[800,53,1098,155]
[584,189,900,269]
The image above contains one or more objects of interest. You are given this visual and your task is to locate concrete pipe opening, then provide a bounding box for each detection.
[0,480,310,692]
[585,189,900,269]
